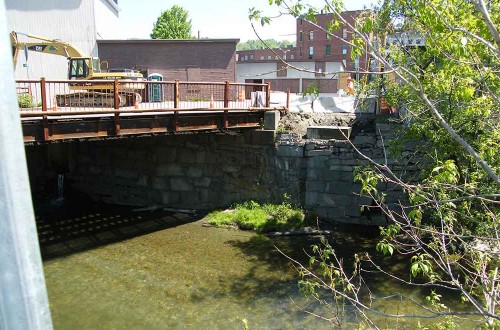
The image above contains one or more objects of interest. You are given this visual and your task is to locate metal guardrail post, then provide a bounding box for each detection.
[113,79,120,135]
[0,1,53,327]
[266,82,271,108]
[224,81,230,108]
[174,80,179,109]
[113,79,120,110]
[40,77,49,140]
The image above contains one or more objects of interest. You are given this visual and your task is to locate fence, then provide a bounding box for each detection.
[16,79,277,115]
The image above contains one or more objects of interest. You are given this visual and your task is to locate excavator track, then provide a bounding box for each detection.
[56,92,142,108]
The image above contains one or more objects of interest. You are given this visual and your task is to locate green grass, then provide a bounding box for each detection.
[206,199,305,233]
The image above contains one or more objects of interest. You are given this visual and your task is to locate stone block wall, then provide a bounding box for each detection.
[300,122,418,225]
[27,119,420,225]
[66,133,305,210]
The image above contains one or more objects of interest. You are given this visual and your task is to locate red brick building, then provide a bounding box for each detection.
[237,10,370,93]
[97,39,239,82]
[295,10,368,72]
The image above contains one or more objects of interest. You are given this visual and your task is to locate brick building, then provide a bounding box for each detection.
[97,39,239,82]
[236,10,369,94]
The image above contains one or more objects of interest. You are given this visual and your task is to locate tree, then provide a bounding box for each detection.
[302,82,319,111]
[237,39,295,51]
[151,5,193,39]
[252,0,500,328]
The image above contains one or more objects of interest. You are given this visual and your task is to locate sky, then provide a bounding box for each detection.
[116,0,377,42]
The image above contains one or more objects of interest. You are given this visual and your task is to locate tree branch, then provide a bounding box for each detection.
[473,0,500,51]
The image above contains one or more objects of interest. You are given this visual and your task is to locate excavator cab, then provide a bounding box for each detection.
[68,57,101,79]
[68,58,89,79]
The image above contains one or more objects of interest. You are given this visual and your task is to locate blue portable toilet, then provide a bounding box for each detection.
[148,73,163,102]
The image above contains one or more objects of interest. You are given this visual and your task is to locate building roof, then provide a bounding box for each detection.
[97,39,240,44]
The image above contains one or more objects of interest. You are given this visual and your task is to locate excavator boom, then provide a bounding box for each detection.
[11,31,86,67]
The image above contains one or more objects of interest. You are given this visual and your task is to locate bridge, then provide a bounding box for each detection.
[16,79,288,143]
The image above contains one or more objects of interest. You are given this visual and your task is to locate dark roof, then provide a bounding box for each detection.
[97,39,240,44]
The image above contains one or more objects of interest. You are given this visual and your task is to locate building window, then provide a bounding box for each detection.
[300,19,303,25]
[326,45,331,56]
[309,46,314,59]
[249,55,254,60]
[309,31,313,40]
[299,31,303,42]
[260,56,264,60]
[300,47,303,56]
[290,54,295,60]
[268,55,272,60]
[326,32,331,40]
[342,45,347,55]
[342,28,347,39]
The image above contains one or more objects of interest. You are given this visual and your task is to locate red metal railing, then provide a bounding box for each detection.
[17,79,289,142]
[16,79,276,115]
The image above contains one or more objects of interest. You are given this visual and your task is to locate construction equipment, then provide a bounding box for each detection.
[10,31,144,107]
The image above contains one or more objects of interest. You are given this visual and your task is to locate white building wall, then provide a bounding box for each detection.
[286,62,316,79]
[6,0,99,80]
[238,61,343,81]
[94,0,121,39]
[325,62,343,77]
[236,62,277,83]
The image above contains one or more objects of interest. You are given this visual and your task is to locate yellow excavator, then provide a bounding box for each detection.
[11,31,144,107]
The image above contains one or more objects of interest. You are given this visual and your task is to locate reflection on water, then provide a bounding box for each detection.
[38,201,480,329]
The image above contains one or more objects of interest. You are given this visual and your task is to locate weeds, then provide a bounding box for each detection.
[206,195,304,233]
[18,94,34,108]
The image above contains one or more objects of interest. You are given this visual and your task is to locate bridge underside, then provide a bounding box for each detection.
[22,110,264,143]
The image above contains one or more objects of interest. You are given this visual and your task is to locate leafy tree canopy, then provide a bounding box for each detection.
[237,39,295,51]
[254,0,500,327]
[151,5,193,39]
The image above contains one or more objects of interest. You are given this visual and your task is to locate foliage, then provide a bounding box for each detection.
[256,0,500,327]
[205,196,304,233]
[237,39,295,51]
[17,94,34,108]
[302,83,319,110]
[150,5,193,39]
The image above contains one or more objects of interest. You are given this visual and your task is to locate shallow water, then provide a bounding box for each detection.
[39,203,481,329]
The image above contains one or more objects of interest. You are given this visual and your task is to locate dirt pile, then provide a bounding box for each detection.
[278,112,358,140]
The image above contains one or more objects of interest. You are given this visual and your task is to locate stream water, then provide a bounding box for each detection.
[36,199,481,329]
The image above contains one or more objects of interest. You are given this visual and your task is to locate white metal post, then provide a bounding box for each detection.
[0,1,53,329]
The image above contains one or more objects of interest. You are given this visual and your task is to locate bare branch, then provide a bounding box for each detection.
[473,0,500,51]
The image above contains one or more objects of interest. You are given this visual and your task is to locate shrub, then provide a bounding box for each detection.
[18,94,34,108]
[206,197,304,233]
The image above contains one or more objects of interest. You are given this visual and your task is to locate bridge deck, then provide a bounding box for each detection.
[17,79,287,143]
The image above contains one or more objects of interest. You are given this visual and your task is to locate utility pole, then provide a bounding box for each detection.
[0,1,53,329]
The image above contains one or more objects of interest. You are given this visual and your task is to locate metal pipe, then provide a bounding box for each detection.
[0,1,53,328]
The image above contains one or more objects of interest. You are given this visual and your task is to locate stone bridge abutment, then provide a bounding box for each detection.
[25,117,419,225]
